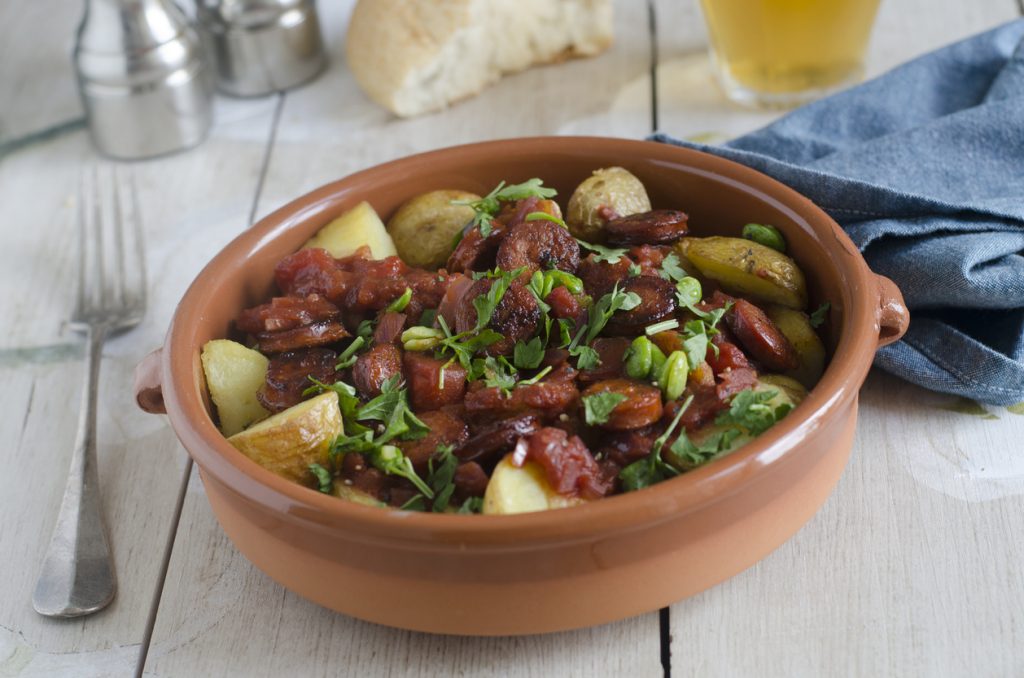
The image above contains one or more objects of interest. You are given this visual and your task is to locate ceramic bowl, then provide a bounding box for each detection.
[134,137,908,635]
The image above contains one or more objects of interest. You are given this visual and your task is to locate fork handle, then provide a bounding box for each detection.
[32,325,117,617]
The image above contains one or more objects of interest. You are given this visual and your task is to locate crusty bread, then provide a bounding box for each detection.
[345,0,613,117]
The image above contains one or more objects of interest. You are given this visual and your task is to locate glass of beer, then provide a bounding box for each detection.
[698,0,882,109]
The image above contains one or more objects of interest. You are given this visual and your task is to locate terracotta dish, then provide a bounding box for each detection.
[134,137,908,635]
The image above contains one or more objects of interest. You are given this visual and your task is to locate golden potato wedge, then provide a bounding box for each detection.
[757,374,808,407]
[332,482,386,508]
[566,167,652,243]
[683,236,808,309]
[765,306,826,389]
[201,339,271,436]
[386,189,479,269]
[303,201,397,259]
[482,455,585,515]
[227,392,342,485]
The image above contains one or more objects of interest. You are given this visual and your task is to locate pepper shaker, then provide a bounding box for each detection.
[196,0,326,97]
[74,0,213,160]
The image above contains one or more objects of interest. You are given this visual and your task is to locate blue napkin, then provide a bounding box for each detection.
[652,19,1024,406]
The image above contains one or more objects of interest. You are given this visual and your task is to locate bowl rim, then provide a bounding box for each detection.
[162,136,878,547]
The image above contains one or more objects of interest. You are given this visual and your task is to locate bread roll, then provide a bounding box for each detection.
[345,0,613,117]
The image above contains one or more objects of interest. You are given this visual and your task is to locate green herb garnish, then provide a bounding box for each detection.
[809,302,830,328]
[619,395,694,492]
[334,336,366,369]
[452,179,557,237]
[658,253,687,282]
[576,239,629,264]
[582,391,628,425]
[384,287,412,313]
[308,463,333,493]
[715,387,793,435]
[513,336,545,370]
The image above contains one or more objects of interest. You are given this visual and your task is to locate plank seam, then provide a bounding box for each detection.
[134,457,193,678]
[248,93,286,228]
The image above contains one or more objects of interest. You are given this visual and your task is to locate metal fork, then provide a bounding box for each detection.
[32,168,147,618]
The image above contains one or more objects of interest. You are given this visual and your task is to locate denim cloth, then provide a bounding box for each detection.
[652,20,1024,405]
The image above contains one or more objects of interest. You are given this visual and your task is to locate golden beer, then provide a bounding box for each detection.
[699,0,881,107]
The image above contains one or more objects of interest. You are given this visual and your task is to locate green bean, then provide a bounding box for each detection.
[741,223,787,253]
[401,326,444,352]
[658,350,689,402]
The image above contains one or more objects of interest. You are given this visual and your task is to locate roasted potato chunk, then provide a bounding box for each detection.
[227,391,342,485]
[303,201,397,259]
[679,236,808,309]
[386,189,480,269]
[566,167,652,243]
[765,306,826,388]
[201,339,271,436]
[757,374,808,407]
[482,455,585,515]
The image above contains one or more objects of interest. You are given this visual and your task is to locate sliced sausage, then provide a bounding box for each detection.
[582,379,663,430]
[577,337,630,385]
[256,319,350,353]
[257,348,338,413]
[456,414,542,465]
[514,427,609,499]
[237,294,340,335]
[446,222,509,273]
[605,210,688,246]
[452,462,489,503]
[397,409,469,473]
[464,366,579,422]
[455,278,540,356]
[373,311,407,345]
[274,248,352,302]
[351,343,403,399]
[546,285,582,321]
[403,352,468,411]
[577,253,633,298]
[726,298,799,372]
[603,275,677,335]
[495,219,580,274]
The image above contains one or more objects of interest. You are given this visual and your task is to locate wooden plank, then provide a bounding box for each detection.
[655,1,1024,673]
[0,0,84,145]
[144,1,663,675]
[668,372,1024,677]
[0,94,279,676]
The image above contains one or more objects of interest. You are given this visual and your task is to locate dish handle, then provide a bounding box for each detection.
[874,274,909,348]
[134,347,167,414]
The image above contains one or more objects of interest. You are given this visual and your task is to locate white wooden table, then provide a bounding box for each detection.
[3,1,1023,676]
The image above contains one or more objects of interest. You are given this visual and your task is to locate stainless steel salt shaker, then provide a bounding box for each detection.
[74,0,213,160]
[196,0,326,97]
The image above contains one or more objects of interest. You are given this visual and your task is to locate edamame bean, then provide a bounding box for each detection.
[741,223,786,253]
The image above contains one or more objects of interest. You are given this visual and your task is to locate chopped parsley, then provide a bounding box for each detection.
[582,391,627,425]
[308,463,333,493]
[619,395,694,491]
[334,336,366,370]
[384,287,412,313]
[513,336,545,370]
[809,302,830,328]
[576,239,629,264]
[715,387,793,435]
[658,253,687,282]
[452,179,557,237]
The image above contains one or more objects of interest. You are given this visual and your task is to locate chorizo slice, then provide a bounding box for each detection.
[455,279,540,356]
[495,219,580,274]
[603,276,677,335]
[397,409,469,473]
[373,312,407,345]
[351,344,403,399]
[256,319,350,354]
[274,248,352,301]
[403,351,468,411]
[545,285,582,321]
[464,372,579,422]
[577,337,630,385]
[514,427,609,499]
[452,462,490,503]
[726,298,799,372]
[237,294,340,335]
[456,414,542,465]
[582,379,663,430]
[577,253,633,298]
[257,348,338,413]
[446,222,509,273]
[605,210,688,246]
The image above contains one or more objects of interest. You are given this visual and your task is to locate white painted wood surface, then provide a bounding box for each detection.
[1,0,1021,676]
